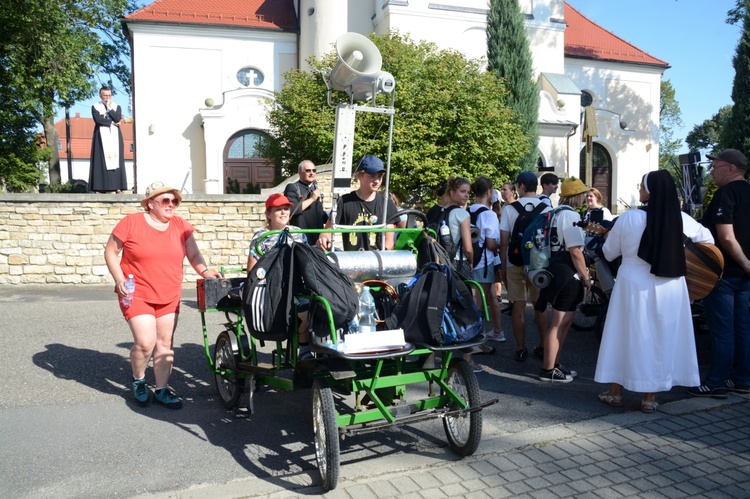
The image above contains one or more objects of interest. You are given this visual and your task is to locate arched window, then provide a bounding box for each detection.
[223,130,275,192]
[227,130,267,159]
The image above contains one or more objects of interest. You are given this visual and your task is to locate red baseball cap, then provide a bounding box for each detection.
[265,193,293,210]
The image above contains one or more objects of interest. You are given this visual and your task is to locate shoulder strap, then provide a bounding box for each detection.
[531,202,547,217]
[470,205,489,224]
[442,205,459,221]
[683,235,723,277]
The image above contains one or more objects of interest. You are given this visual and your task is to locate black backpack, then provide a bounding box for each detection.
[385,263,482,346]
[507,201,548,266]
[243,232,358,343]
[243,243,295,342]
[294,243,359,333]
[425,204,459,259]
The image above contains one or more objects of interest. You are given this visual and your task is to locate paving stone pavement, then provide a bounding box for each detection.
[137,396,750,499]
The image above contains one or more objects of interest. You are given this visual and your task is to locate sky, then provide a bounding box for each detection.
[58,0,741,156]
[567,0,741,154]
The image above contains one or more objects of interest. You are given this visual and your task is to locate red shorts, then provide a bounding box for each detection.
[120,296,181,321]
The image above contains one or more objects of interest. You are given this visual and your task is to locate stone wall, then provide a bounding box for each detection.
[0,166,333,285]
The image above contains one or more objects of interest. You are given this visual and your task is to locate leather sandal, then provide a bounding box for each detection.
[598,391,623,407]
[641,399,659,413]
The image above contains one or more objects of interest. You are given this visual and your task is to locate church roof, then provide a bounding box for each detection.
[124,0,298,31]
[564,3,669,68]
[124,1,667,68]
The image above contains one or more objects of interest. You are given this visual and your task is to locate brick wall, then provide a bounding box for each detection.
[0,166,333,285]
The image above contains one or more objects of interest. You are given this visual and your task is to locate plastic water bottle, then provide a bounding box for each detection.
[122,274,135,307]
[358,286,377,334]
[439,220,454,254]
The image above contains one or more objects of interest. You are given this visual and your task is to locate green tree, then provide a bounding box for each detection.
[658,80,684,170]
[0,0,137,190]
[721,0,750,153]
[486,0,539,171]
[261,33,527,205]
[685,106,732,154]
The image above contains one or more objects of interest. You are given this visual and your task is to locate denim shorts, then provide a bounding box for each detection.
[472,263,495,284]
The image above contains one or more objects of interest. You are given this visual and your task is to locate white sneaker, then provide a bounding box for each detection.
[485,331,506,342]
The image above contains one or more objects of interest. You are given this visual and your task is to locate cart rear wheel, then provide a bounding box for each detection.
[213,331,245,409]
[442,358,482,456]
[312,379,340,491]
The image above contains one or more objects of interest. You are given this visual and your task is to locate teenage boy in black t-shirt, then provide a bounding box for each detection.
[316,154,398,251]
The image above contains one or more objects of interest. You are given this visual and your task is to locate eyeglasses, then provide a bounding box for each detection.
[304,168,317,173]
[711,161,730,170]
[157,197,180,207]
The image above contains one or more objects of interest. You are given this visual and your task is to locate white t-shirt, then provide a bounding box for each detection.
[549,208,585,252]
[447,207,469,260]
[470,203,500,269]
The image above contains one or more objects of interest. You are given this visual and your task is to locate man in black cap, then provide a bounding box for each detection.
[283,160,326,245]
[689,148,750,399]
[316,154,398,251]
[499,171,551,364]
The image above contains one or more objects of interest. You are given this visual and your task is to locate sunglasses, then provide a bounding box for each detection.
[157,197,180,207]
[304,168,317,173]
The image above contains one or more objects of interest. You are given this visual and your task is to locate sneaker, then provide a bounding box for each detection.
[532,345,544,360]
[687,385,728,399]
[298,350,314,361]
[154,387,183,409]
[486,331,507,342]
[725,380,750,394]
[539,367,573,383]
[514,348,528,362]
[132,378,152,407]
[556,363,577,378]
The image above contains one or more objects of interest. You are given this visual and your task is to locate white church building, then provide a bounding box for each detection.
[123,0,668,212]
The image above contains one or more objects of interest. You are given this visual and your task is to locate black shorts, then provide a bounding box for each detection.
[534,274,584,312]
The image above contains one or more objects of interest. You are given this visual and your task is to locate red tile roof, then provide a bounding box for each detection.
[51,114,134,161]
[125,0,297,30]
[564,2,669,68]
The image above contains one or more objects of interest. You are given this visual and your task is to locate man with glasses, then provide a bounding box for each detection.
[689,149,750,399]
[89,86,128,193]
[317,154,398,251]
[284,160,326,245]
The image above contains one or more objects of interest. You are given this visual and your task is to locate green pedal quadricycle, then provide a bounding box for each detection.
[198,223,497,491]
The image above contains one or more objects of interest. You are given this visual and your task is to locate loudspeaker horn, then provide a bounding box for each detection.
[329,33,382,91]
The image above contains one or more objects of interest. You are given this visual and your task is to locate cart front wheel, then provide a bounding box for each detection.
[312,379,340,491]
[213,331,245,409]
[442,358,482,456]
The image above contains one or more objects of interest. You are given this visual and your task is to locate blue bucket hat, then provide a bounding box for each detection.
[356,154,386,174]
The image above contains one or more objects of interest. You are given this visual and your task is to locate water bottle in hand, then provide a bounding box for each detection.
[122,274,135,307]
[358,285,377,334]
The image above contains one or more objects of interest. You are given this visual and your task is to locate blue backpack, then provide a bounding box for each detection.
[385,263,483,345]
[520,206,574,287]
